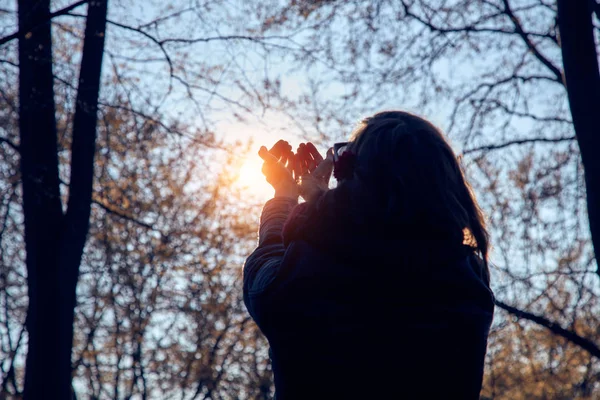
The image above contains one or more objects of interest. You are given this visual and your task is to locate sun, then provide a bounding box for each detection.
[234,155,274,202]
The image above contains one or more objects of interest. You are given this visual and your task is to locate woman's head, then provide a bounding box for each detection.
[344,111,489,263]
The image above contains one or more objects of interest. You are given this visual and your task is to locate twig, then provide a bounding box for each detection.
[462,135,575,155]
[0,0,88,46]
[91,198,157,231]
[496,299,600,358]
[0,137,19,151]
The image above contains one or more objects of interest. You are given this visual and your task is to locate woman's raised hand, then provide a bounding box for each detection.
[259,140,334,201]
[296,142,334,203]
[259,140,298,199]
[295,142,321,176]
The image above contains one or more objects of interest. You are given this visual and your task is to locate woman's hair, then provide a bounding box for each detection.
[346,111,490,265]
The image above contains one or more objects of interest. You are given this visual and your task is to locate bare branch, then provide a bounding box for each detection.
[502,0,564,83]
[91,198,158,232]
[485,99,572,124]
[62,0,107,269]
[462,135,575,155]
[0,1,88,47]
[0,137,19,152]
[496,300,600,359]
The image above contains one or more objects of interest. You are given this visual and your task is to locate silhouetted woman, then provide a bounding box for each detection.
[244,111,495,399]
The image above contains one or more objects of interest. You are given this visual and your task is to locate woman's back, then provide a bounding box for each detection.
[244,187,494,399]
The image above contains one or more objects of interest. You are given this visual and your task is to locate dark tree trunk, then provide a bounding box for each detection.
[58,0,108,393]
[19,0,64,397]
[557,0,600,275]
[19,0,108,398]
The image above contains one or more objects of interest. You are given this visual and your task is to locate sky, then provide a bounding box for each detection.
[28,0,470,205]
[4,0,582,282]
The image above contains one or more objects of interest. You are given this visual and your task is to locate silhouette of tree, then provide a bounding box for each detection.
[16,0,107,398]
[0,84,274,398]
[1,1,279,398]
[557,0,600,282]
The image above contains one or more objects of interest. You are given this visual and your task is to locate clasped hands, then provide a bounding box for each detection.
[259,140,334,202]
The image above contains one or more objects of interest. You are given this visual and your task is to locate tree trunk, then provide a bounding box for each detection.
[58,0,108,394]
[19,0,65,398]
[557,0,600,274]
[19,0,108,398]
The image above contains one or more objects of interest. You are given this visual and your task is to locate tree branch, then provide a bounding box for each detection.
[401,2,559,48]
[502,0,564,83]
[63,0,107,242]
[485,99,572,124]
[0,137,19,152]
[0,0,88,47]
[91,198,157,231]
[496,300,600,359]
[462,135,575,155]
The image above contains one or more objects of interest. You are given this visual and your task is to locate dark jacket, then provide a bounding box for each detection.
[244,183,495,399]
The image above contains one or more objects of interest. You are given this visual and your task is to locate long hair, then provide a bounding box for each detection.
[345,111,490,266]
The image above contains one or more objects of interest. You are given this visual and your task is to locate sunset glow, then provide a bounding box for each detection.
[235,155,274,202]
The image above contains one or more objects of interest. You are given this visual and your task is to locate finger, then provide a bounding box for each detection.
[280,150,290,169]
[296,157,304,176]
[283,142,293,160]
[286,152,295,175]
[307,156,318,174]
[258,146,279,164]
[312,156,334,183]
[325,147,334,161]
[269,140,291,160]
[268,140,286,157]
[293,152,302,180]
[302,143,319,172]
[299,156,308,176]
[296,144,307,175]
[306,142,324,163]
[297,144,314,172]
[296,143,306,161]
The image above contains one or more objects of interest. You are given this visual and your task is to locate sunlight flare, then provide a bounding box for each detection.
[235,155,274,202]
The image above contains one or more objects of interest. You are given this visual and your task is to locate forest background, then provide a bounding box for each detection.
[1,0,600,399]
